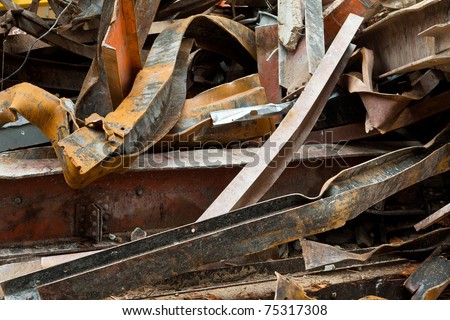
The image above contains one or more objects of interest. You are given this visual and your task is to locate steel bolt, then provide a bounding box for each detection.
[14,197,22,204]
[331,292,337,299]
[91,210,97,216]
[103,204,109,210]
[103,213,110,221]
[92,222,98,227]
[92,231,97,237]
[79,217,85,222]
[102,225,108,232]
[136,188,144,196]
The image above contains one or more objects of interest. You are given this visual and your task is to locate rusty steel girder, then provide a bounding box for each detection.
[0,142,380,245]
[1,128,448,299]
[198,14,362,221]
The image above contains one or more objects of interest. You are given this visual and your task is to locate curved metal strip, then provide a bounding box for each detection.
[59,14,256,185]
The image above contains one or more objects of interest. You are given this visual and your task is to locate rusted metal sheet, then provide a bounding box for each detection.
[357,0,450,78]
[305,0,325,74]
[198,14,362,221]
[323,0,379,46]
[255,24,282,103]
[0,15,257,189]
[160,74,275,148]
[274,272,314,300]
[0,143,374,244]
[419,22,450,54]
[148,259,415,300]
[75,0,161,119]
[1,50,88,94]
[301,228,450,270]
[404,254,450,299]
[9,9,96,58]
[1,132,447,299]
[3,34,50,54]
[343,48,441,133]
[101,0,143,108]
[155,0,220,20]
[279,0,378,95]
[415,203,450,231]
[0,141,413,178]
[308,89,450,143]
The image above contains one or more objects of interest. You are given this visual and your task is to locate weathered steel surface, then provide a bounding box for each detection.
[255,24,282,103]
[415,203,450,231]
[0,15,257,189]
[149,260,414,300]
[323,0,379,47]
[155,0,219,20]
[10,9,96,58]
[101,0,143,108]
[198,14,362,221]
[277,0,304,51]
[414,203,450,231]
[160,74,275,148]
[279,0,378,94]
[75,0,161,119]
[1,134,447,299]
[1,51,88,94]
[404,254,450,299]
[305,0,325,74]
[63,15,256,187]
[0,146,370,244]
[344,48,440,133]
[308,89,450,143]
[274,272,314,300]
[357,0,450,77]
[301,228,450,269]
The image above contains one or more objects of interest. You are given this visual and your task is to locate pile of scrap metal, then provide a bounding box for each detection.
[0,0,449,300]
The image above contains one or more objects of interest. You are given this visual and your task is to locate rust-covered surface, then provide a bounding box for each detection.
[0,0,449,302]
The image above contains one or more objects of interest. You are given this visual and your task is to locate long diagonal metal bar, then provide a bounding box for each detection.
[197,14,363,221]
[1,135,448,299]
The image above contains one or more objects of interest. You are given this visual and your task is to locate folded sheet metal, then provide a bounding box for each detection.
[343,48,441,133]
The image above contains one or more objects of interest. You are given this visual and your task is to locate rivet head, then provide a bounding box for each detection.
[136,188,144,196]
[14,197,22,204]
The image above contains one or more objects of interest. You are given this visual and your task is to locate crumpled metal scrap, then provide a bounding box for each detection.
[0,14,262,188]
